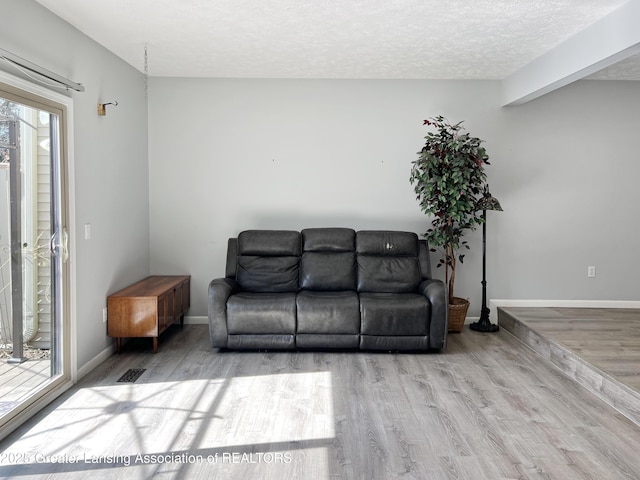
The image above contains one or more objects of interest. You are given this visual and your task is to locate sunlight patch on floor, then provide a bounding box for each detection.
[1,371,334,478]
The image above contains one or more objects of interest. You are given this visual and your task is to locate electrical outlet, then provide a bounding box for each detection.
[84,223,91,240]
[587,266,596,278]
[103,307,108,323]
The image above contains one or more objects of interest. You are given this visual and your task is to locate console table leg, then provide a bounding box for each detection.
[116,338,121,354]
[153,337,158,354]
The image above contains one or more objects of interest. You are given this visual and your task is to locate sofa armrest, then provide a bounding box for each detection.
[419,279,447,351]
[208,278,239,348]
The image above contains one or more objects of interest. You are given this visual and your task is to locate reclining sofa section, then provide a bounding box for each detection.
[208,228,447,352]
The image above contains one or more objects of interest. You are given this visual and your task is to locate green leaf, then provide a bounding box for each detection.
[412,115,493,297]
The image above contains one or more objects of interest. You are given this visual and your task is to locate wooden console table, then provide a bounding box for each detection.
[107,275,191,353]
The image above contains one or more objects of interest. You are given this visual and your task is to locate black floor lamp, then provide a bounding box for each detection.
[470,185,502,333]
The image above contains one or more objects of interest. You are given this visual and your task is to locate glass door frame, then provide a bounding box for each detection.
[0,68,76,439]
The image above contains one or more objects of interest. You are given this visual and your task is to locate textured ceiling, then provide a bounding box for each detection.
[33,0,637,80]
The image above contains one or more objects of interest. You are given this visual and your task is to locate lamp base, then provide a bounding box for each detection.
[470,307,499,333]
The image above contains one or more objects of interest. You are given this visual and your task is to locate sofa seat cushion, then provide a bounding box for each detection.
[227,292,296,334]
[296,291,360,334]
[359,293,429,335]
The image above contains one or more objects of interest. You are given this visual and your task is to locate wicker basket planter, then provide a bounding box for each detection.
[448,297,470,333]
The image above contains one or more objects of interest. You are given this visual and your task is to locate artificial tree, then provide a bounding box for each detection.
[410,115,489,316]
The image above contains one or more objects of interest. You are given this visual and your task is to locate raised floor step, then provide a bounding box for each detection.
[498,306,640,427]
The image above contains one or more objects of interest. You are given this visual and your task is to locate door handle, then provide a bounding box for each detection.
[61,227,69,262]
[50,228,69,262]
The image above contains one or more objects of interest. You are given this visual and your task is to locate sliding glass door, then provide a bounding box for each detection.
[0,80,71,434]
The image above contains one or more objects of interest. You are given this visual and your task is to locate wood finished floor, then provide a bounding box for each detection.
[0,324,639,479]
[499,307,640,428]
[499,307,640,392]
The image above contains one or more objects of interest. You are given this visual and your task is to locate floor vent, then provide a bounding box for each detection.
[117,368,146,383]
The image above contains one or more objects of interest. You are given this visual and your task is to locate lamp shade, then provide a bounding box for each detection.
[476,186,502,211]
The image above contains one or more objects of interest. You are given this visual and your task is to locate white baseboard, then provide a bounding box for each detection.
[77,318,206,380]
[184,315,208,325]
[76,344,116,381]
[489,299,640,325]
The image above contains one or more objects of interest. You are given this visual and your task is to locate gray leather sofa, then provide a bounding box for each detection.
[208,228,447,352]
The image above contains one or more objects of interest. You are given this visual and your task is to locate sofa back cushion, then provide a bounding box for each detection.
[236,230,301,292]
[299,228,356,291]
[356,231,421,293]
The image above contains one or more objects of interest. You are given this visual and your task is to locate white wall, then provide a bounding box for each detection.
[493,80,640,302]
[148,78,640,318]
[0,0,150,368]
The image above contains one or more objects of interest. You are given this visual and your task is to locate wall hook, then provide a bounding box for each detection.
[97,101,118,116]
